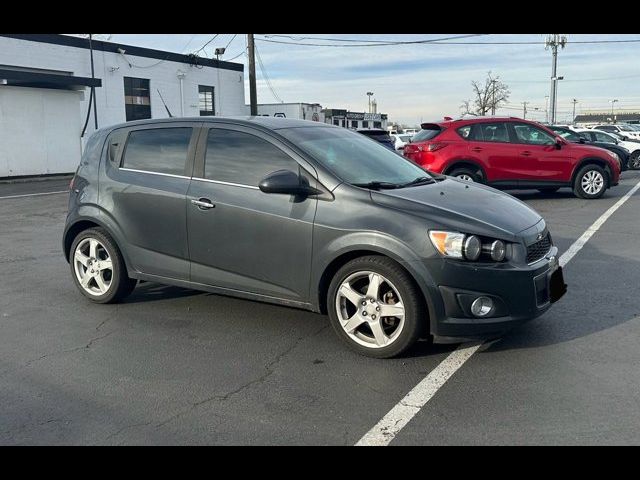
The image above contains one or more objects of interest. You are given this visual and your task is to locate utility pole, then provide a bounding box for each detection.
[367,92,374,113]
[522,101,529,119]
[610,99,618,122]
[546,34,567,125]
[544,95,549,123]
[571,99,578,124]
[247,34,257,116]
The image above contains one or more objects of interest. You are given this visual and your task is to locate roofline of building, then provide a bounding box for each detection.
[0,68,102,88]
[0,34,244,73]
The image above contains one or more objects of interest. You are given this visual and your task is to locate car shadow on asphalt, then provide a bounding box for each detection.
[485,240,640,352]
[123,281,205,303]
[507,189,580,201]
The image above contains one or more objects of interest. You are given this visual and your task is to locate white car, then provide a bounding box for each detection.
[592,124,640,141]
[577,129,640,168]
[391,133,413,151]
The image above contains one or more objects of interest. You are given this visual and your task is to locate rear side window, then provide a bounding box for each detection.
[122,128,192,176]
[412,125,442,142]
[456,124,482,141]
[478,122,509,143]
[204,129,298,186]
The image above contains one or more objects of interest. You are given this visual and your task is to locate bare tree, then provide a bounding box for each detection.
[464,71,510,116]
[459,100,473,115]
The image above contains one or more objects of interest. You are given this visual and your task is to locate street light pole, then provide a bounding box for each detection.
[367,92,374,114]
[610,99,618,122]
[522,101,529,119]
[571,99,578,125]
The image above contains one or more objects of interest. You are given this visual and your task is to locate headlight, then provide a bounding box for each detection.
[429,231,507,262]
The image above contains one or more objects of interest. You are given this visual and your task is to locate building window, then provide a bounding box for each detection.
[362,121,369,128]
[374,121,382,129]
[333,119,340,126]
[198,85,215,116]
[124,77,151,122]
[351,120,358,128]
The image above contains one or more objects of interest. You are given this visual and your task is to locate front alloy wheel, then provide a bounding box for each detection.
[573,164,607,199]
[327,255,425,358]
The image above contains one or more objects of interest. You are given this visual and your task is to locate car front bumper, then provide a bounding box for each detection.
[416,246,566,341]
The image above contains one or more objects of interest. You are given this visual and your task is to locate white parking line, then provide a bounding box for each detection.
[356,177,640,446]
[0,190,68,200]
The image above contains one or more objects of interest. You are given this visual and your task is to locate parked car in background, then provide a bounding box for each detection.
[592,124,640,141]
[576,128,640,170]
[357,129,396,151]
[391,133,413,151]
[403,128,419,135]
[63,117,565,358]
[403,116,621,199]
[548,125,629,171]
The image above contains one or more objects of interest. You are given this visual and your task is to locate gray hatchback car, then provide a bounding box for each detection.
[63,117,566,358]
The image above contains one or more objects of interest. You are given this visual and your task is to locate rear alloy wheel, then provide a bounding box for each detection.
[630,151,640,170]
[449,167,481,183]
[573,164,607,199]
[327,256,424,358]
[70,228,137,303]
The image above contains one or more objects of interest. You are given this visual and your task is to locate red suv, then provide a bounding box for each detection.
[403,117,621,199]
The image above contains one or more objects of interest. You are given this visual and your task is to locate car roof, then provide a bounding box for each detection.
[101,116,334,133]
[421,116,532,129]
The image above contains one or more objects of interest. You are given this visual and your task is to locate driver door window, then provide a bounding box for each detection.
[512,124,556,145]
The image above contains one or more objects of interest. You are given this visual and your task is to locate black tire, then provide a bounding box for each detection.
[448,167,482,183]
[537,187,560,194]
[573,164,608,199]
[327,255,425,358]
[630,151,640,170]
[69,227,137,304]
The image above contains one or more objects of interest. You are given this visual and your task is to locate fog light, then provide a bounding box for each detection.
[490,240,506,261]
[470,296,493,317]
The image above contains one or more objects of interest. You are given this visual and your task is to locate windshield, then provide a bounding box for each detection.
[399,135,412,142]
[618,124,635,131]
[412,126,442,142]
[279,126,433,186]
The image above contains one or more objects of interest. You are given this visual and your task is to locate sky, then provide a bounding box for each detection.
[87,34,640,127]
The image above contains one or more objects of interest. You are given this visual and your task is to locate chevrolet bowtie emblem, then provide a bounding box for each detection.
[537,233,544,241]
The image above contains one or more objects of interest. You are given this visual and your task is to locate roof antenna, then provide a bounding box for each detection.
[157,88,173,118]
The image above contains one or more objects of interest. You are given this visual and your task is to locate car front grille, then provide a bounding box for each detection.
[526,233,552,264]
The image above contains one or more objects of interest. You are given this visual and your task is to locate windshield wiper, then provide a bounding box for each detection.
[399,176,436,188]
[352,181,401,190]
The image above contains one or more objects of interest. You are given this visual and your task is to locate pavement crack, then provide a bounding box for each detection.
[156,323,329,428]
[104,421,153,443]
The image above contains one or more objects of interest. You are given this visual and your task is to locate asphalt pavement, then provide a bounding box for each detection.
[1,172,639,445]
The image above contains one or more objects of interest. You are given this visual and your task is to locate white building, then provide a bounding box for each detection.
[248,102,325,123]
[0,34,245,178]
[321,108,388,130]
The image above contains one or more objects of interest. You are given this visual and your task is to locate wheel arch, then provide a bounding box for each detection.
[571,157,611,187]
[315,245,437,337]
[443,160,487,181]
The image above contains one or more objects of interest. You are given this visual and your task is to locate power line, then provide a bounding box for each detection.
[262,34,486,44]
[256,34,488,47]
[193,34,219,54]
[257,35,640,47]
[254,43,283,103]
[223,33,238,51]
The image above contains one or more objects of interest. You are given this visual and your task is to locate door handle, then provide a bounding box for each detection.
[471,147,483,152]
[191,198,215,210]
[521,151,532,156]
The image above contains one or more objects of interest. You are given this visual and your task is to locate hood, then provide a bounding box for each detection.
[370,177,542,237]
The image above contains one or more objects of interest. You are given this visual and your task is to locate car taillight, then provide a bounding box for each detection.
[404,144,418,154]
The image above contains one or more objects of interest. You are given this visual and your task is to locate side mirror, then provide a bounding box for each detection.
[578,137,585,144]
[555,138,563,149]
[258,169,319,196]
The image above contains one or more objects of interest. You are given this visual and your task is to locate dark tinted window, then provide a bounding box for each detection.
[122,128,192,175]
[412,125,442,142]
[594,131,616,143]
[456,124,482,141]
[204,129,298,186]
[478,122,510,142]
[124,77,151,122]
